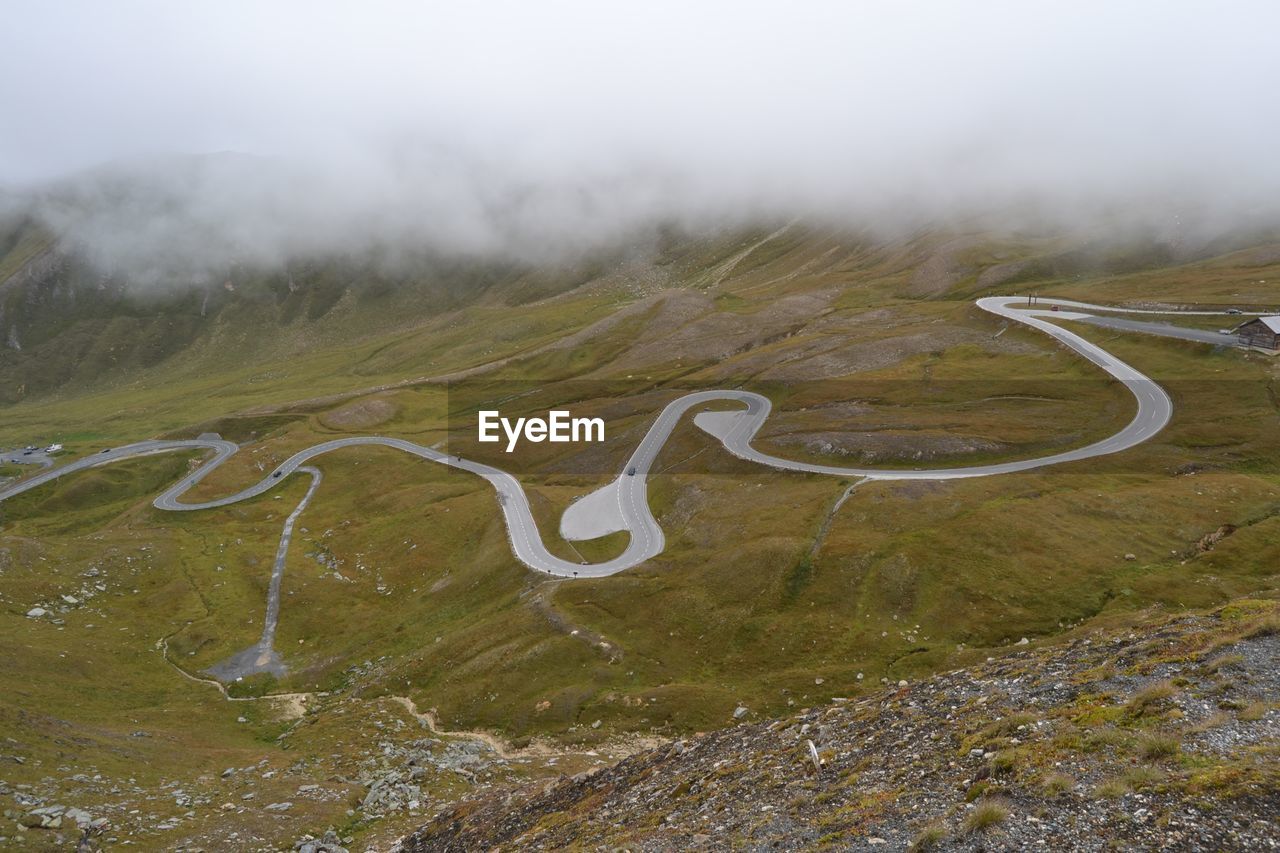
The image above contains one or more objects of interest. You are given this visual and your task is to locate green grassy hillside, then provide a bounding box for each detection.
[1,222,1279,848]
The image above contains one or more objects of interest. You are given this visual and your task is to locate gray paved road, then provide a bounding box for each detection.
[683,296,1175,481]
[1071,314,1239,346]
[0,296,1251,578]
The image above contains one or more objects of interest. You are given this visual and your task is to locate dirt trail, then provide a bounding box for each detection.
[388,696,666,762]
[707,222,796,290]
[809,479,865,558]
[157,635,312,718]
[389,696,530,758]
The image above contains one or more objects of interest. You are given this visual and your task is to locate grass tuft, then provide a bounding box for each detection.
[1040,772,1075,796]
[962,799,1010,835]
[909,822,947,851]
[1202,653,1244,674]
[1137,733,1180,761]
[1094,777,1131,798]
[1122,766,1166,790]
[1125,681,1176,717]
[1238,701,1267,722]
[989,749,1022,774]
[1241,615,1280,639]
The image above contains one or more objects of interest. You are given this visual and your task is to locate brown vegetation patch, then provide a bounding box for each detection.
[319,396,399,430]
[765,429,1006,463]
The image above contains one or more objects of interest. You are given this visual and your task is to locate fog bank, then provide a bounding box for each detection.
[2,1,1278,279]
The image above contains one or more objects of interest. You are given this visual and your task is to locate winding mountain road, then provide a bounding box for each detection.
[0,296,1253,581]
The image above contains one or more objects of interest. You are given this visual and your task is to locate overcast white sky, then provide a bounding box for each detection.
[2,1,1278,270]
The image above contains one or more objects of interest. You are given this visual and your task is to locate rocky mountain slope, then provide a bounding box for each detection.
[397,599,1279,851]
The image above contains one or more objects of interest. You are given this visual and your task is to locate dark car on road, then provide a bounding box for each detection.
[627,467,637,476]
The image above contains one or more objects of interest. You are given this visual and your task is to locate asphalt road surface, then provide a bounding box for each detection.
[0,297,1255,579]
[0,448,55,468]
[1069,314,1239,346]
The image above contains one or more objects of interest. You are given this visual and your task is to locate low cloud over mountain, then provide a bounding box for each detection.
[3,1,1278,280]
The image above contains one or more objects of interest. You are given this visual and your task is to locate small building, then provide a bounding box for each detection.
[1233,316,1280,350]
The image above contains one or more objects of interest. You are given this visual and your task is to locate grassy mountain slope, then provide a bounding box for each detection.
[1,222,1279,848]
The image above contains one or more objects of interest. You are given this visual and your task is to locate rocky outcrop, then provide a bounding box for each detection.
[356,736,503,818]
[395,600,1280,851]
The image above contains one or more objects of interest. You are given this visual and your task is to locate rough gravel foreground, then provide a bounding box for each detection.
[394,599,1280,852]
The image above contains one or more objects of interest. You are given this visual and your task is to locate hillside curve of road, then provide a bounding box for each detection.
[0,296,1252,579]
